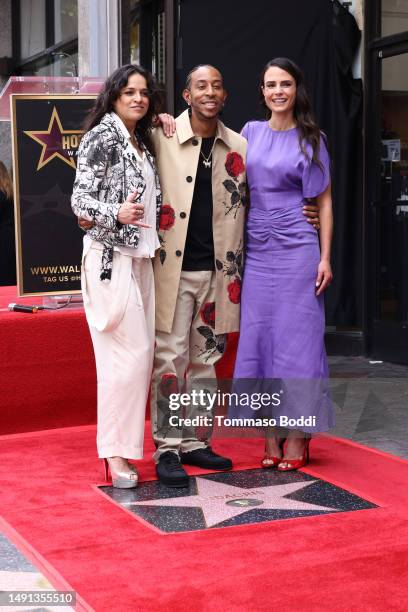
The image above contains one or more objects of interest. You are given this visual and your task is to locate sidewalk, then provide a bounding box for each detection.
[329,355,408,459]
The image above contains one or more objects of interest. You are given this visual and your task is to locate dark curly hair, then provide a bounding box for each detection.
[260,57,326,169]
[82,64,161,155]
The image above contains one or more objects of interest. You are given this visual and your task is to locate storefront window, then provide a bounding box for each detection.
[130,0,141,64]
[24,51,79,77]
[382,0,408,37]
[14,0,78,77]
[20,0,46,59]
[54,0,78,44]
[125,0,165,83]
[378,52,408,323]
[153,8,165,84]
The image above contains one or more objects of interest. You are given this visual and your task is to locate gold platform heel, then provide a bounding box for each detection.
[103,458,138,488]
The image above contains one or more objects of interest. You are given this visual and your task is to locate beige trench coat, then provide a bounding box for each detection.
[152,110,247,335]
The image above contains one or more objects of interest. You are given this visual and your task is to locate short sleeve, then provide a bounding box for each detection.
[302,135,331,199]
[241,122,250,140]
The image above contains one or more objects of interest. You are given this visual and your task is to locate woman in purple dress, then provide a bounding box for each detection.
[233,58,334,470]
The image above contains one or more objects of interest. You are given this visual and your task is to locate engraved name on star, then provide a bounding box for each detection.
[24,107,83,171]
[126,477,338,528]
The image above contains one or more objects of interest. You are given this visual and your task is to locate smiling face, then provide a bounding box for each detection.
[113,72,150,129]
[183,66,227,120]
[262,66,297,117]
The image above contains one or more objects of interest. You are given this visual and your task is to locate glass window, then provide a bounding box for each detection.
[154,9,165,84]
[16,0,78,77]
[377,53,408,323]
[382,0,408,37]
[54,0,78,44]
[126,0,165,83]
[20,0,46,59]
[129,0,142,65]
[19,50,78,77]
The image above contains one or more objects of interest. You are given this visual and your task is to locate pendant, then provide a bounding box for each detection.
[202,159,211,168]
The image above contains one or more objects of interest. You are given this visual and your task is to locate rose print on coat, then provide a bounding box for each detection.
[159,372,179,398]
[227,278,241,304]
[158,203,175,264]
[159,204,175,230]
[200,302,216,329]
[194,302,221,361]
[216,241,244,304]
[195,327,226,362]
[225,152,245,177]
[223,152,247,218]
[154,372,182,439]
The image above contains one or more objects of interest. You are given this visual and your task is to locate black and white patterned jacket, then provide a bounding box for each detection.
[71,113,162,281]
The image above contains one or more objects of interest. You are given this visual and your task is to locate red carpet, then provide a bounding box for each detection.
[0,286,97,433]
[0,516,93,612]
[0,286,238,434]
[0,424,407,611]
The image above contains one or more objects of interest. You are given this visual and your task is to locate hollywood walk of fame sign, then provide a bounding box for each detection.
[99,469,377,534]
[11,95,96,296]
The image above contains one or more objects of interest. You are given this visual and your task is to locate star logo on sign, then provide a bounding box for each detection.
[24,107,83,171]
[126,477,337,528]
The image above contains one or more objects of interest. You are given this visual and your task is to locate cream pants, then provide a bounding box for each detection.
[151,270,226,461]
[82,243,155,459]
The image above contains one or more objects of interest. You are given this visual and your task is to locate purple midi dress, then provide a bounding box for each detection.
[232,121,335,433]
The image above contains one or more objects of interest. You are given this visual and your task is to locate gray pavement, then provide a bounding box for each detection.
[329,356,408,459]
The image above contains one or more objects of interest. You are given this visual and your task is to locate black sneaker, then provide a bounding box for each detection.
[180,447,232,471]
[156,451,189,488]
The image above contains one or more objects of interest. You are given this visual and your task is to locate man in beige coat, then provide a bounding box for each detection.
[151,65,248,486]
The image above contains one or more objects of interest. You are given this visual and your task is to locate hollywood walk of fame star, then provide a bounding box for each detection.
[125,477,338,528]
[24,107,83,171]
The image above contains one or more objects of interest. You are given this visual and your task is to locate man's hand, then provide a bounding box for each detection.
[78,217,94,230]
[315,259,333,296]
[157,113,176,138]
[303,200,320,230]
[117,191,151,228]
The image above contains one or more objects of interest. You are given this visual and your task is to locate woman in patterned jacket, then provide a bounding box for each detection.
[71,64,162,488]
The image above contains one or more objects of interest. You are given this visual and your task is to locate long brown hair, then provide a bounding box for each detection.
[259,58,326,169]
[82,64,161,155]
[0,161,13,199]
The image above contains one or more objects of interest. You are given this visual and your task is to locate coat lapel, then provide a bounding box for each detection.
[100,113,144,179]
[145,148,163,229]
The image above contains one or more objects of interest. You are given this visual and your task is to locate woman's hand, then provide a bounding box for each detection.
[157,113,176,137]
[315,259,332,296]
[118,191,151,227]
[316,183,333,292]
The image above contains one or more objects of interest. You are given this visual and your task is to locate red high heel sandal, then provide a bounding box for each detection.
[277,438,311,472]
[261,437,286,469]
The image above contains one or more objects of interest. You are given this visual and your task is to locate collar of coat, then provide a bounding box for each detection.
[175,109,233,148]
[99,112,155,169]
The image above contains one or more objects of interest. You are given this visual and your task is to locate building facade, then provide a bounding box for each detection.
[1,0,408,364]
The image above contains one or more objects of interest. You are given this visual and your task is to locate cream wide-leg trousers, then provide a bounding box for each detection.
[82,242,155,459]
